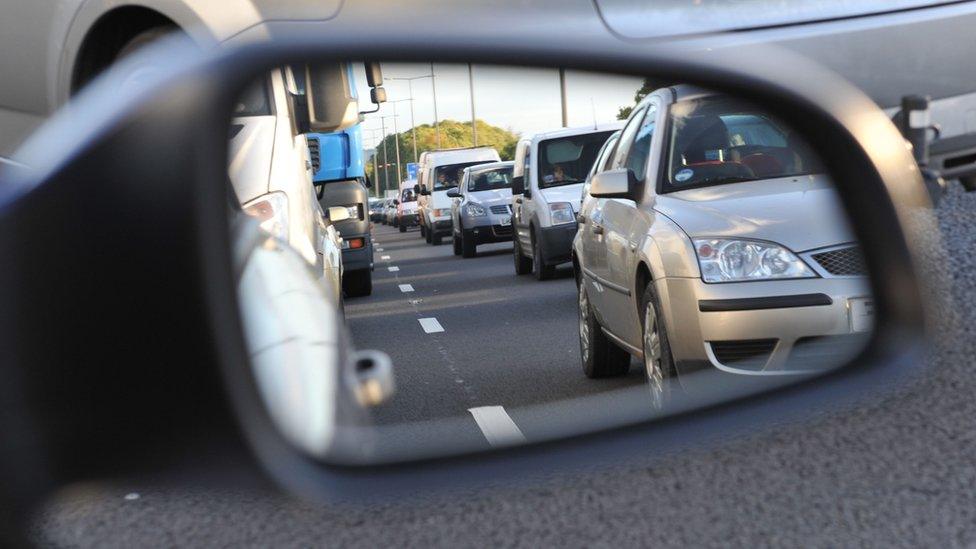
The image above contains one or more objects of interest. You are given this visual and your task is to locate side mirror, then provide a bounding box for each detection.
[590,168,639,200]
[327,206,351,222]
[393,199,399,205]
[305,62,359,132]
[413,184,420,194]
[365,61,384,87]
[370,87,387,105]
[511,175,524,195]
[445,187,461,198]
[420,186,431,196]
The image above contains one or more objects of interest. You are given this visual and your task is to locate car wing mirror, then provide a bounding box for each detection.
[511,175,525,195]
[0,35,936,519]
[445,187,461,198]
[589,168,638,201]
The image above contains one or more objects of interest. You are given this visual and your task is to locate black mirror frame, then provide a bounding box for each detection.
[511,174,524,195]
[0,31,931,516]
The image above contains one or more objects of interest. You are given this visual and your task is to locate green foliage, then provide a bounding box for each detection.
[365,119,519,191]
[616,78,667,120]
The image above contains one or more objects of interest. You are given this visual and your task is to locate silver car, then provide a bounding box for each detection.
[448,161,515,258]
[573,86,872,401]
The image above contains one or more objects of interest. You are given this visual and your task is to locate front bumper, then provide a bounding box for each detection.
[538,222,578,265]
[660,276,872,377]
[340,234,373,271]
[430,217,454,236]
[398,212,419,226]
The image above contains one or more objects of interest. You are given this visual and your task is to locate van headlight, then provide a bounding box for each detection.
[465,203,486,216]
[693,238,817,283]
[549,202,575,225]
[243,192,289,241]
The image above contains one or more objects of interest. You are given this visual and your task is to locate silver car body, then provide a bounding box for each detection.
[450,161,515,245]
[574,86,871,377]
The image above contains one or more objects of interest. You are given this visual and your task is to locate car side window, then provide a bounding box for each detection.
[623,104,658,181]
[523,147,532,190]
[611,106,648,169]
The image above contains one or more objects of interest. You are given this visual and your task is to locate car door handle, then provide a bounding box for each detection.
[591,224,604,235]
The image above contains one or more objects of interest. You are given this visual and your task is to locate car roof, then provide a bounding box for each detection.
[528,122,625,143]
[464,160,514,173]
[669,83,714,102]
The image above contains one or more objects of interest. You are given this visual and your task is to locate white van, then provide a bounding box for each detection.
[511,123,623,279]
[396,179,420,231]
[417,147,501,245]
[229,68,344,303]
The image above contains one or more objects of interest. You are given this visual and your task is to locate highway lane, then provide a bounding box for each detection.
[345,223,645,454]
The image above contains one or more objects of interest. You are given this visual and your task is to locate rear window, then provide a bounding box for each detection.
[400,188,417,202]
[665,96,822,192]
[538,131,615,189]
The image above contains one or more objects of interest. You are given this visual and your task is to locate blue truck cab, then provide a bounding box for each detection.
[308,65,375,297]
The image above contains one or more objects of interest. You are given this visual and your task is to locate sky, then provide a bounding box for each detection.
[351,62,644,152]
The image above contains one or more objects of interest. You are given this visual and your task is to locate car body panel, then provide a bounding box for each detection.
[451,161,514,245]
[419,147,500,237]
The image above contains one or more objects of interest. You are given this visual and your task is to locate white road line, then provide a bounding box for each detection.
[399,284,415,292]
[468,406,527,447]
[388,266,399,272]
[376,247,384,252]
[418,317,444,333]
[381,255,390,260]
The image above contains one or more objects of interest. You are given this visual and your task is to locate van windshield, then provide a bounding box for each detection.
[400,188,417,202]
[538,131,615,189]
[433,161,494,191]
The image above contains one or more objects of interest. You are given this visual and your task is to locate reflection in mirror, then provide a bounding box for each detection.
[229,61,873,464]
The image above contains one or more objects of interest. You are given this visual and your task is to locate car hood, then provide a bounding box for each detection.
[469,188,512,206]
[228,116,275,204]
[540,183,585,211]
[653,174,854,252]
[400,200,418,214]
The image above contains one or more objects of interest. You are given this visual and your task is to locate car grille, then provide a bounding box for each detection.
[709,339,778,370]
[786,334,868,370]
[492,224,513,237]
[307,137,321,173]
[811,246,866,276]
[490,205,510,215]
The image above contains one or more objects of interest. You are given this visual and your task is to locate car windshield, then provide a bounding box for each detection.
[538,131,615,189]
[468,166,513,192]
[433,161,493,190]
[400,188,417,202]
[666,96,823,191]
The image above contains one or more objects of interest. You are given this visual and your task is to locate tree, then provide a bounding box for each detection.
[616,78,670,120]
[366,119,519,193]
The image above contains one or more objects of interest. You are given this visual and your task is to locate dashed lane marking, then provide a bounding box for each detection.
[418,317,444,333]
[468,406,527,447]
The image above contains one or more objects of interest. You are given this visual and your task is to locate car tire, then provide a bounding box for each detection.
[513,235,533,275]
[399,223,406,233]
[578,282,630,378]
[461,229,477,258]
[425,226,433,244]
[532,230,556,281]
[452,231,462,255]
[343,269,373,298]
[640,282,676,408]
[393,217,399,228]
[432,233,442,245]
[420,224,426,238]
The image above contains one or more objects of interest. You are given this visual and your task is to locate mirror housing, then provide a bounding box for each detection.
[305,62,359,133]
[327,206,351,222]
[413,184,421,194]
[511,175,524,195]
[445,187,461,198]
[370,87,387,105]
[590,168,639,201]
[365,61,384,87]
[420,185,431,196]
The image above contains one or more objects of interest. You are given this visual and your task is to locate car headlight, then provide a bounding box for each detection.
[243,191,289,241]
[434,208,451,217]
[693,238,817,283]
[549,202,576,225]
[465,203,486,216]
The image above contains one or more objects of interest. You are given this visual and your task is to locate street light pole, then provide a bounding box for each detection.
[559,67,568,127]
[407,79,418,162]
[468,63,477,146]
[379,116,389,194]
[430,62,440,148]
[392,102,403,184]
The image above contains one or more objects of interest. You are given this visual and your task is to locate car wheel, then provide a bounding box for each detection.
[578,283,630,378]
[425,227,433,244]
[513,235,533,275]
[420,224,426,238]
[640,282,676,408]
[432,233,442,245]
[343,269,373,298]
[532,230,556,281]
[461,229,477,258]
[452,231,462,255]
[399,223,406,233]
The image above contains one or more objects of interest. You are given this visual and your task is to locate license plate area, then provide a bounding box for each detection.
[849,297,874,333]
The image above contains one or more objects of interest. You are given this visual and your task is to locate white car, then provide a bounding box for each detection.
[511,124,622,279]
[417,147,500,245]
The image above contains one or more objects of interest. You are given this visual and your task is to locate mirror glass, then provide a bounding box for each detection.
[229,61,874,464]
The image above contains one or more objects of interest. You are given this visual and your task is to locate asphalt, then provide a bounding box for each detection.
[33,186,976,547]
